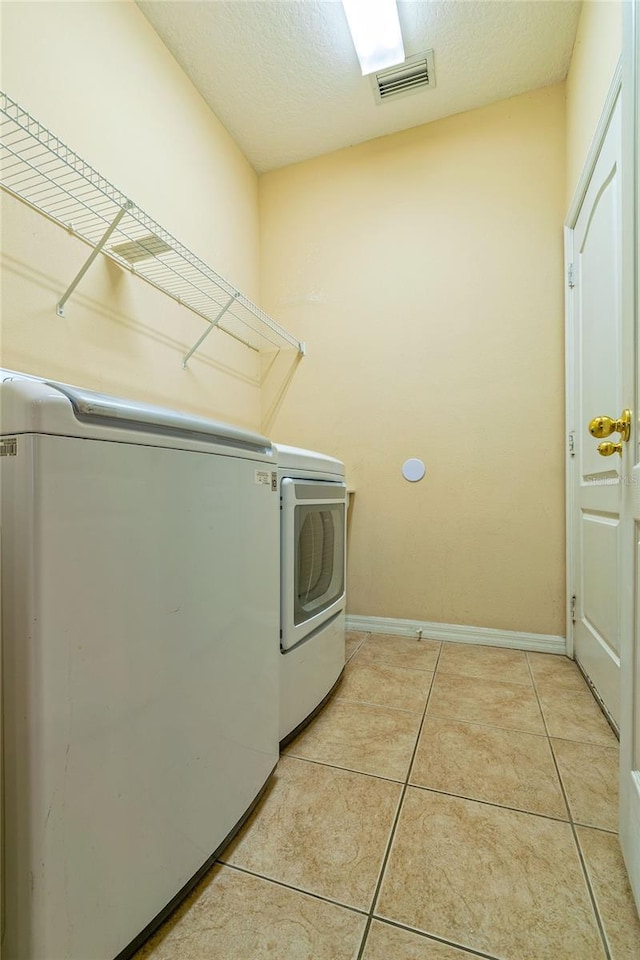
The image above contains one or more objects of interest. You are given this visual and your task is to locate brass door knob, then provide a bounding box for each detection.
[589,410,631,443]
[597,440,623,457]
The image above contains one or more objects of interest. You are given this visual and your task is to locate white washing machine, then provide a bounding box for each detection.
[1,375,280,960]
[275,444,347,743]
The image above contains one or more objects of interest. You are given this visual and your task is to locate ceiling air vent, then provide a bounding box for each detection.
[372,50,435,105]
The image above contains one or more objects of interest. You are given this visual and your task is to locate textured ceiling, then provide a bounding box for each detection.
[138,0,581,173]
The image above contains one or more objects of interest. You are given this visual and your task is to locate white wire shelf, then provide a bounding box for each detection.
[0,92,305,363]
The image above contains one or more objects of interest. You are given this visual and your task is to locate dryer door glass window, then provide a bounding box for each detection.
[294,503,344,625]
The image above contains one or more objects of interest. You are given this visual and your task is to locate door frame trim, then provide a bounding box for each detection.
[564,59,622,658]
[566,60,623,227]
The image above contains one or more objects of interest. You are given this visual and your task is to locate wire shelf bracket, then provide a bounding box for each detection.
[0,91,305,364]
[182,292,239,368]
[56,202,133,317]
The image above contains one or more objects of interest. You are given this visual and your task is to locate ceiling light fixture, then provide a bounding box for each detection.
[341,0,405,76]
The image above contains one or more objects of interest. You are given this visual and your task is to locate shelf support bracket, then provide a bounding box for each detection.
[56,201,133,317]
[182,293,239,368]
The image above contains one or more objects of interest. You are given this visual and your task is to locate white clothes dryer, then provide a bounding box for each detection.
[275,444,347,743]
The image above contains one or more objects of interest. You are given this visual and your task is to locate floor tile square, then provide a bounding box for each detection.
[410,716,567,818]
[438,642,532,685]
[577,827,640,960]
[355,634,440,672]
[221,757,401,911]
[285,698,421,781]
[338,658,433,713]
[346,631,368,661]
[362,920,480,959]
[427,673,545,734]
[538,688,618,745]
[552,738,619,831]
[376,788,605,960]
[527,652,589,692]
[134,864,366,960]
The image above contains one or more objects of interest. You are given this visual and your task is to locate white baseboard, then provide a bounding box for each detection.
[345,614,567,655]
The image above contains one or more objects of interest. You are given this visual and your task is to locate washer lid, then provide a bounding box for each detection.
[274,443,344,477]
[1,375,272,454]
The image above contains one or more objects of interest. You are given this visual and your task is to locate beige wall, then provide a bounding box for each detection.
[0,2,619,636]
[260,85,567,636]
[0,0,262,430]
[566,0,622,206]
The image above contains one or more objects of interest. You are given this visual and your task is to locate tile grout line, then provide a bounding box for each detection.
[217,861,370,917]
[367,915,505,960]
[545,731,621,748]
[345,636,367,662]
[435,669,536,689]
[405,781,574,825]
[424,709,544,738]
[412,709,616,747]
[409,707,547,737]
[280,754,617,833]
[524,652,613,960]
[279,753,407,785]
[355,640,444,960]
[333,694,428,716]
[351,660,435,675]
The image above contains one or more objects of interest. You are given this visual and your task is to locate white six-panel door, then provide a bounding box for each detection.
[569,90,623,728]
[620,0,640,912]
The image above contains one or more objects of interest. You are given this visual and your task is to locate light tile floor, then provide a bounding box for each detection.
[136,633,640,960]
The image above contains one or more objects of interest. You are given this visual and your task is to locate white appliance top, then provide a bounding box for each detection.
[0,374,274,458]
[274,442,344,479]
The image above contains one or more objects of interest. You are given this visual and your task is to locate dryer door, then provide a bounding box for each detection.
[281,478,346,651]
